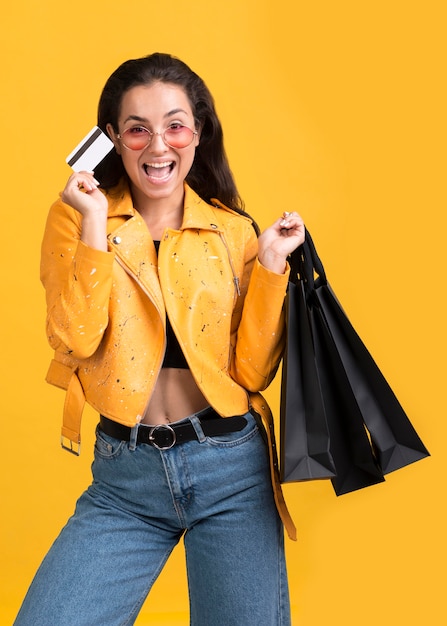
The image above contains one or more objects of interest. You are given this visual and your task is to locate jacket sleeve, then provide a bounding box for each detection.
[40,198,115,360]
[229,224,289,392]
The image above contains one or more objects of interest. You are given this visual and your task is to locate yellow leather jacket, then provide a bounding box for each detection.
[41,180,296,540]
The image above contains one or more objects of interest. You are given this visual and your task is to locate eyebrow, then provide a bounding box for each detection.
[123,109,189,124]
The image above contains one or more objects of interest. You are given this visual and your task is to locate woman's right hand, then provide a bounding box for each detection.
[60,171,109,251]
[61,171,108,216]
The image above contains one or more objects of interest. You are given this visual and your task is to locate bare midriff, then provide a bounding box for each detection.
[141,368,210,425]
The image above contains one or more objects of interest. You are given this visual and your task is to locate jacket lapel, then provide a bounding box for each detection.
[106,186,165,317]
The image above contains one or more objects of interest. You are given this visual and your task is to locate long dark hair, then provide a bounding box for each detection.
[95,53,253,224]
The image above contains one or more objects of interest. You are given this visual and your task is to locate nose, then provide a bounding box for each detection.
[148,132,168,152]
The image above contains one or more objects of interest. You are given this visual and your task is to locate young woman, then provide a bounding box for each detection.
[14,52,304,626]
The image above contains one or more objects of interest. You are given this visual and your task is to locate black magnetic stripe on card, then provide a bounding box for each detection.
[67,127,103,167]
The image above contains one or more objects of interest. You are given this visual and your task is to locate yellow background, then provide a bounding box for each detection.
[1,1,445,624]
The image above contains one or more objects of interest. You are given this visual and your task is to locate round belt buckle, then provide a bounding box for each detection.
[148,424,177,450]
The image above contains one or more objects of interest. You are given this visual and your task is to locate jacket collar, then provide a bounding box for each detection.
[106,179,250,233]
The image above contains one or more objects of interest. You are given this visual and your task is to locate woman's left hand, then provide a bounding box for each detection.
[258,211,305,274]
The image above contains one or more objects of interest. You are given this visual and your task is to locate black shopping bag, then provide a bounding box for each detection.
[280,278,336,482]
[280,230,429,495]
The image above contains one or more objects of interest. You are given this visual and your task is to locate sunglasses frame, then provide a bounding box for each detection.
[117,125,198,151]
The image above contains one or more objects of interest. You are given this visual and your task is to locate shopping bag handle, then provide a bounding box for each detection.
[289,229,327,293]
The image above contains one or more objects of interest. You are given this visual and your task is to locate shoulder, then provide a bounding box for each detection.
[183,184,256,238]
[210,197,254,228]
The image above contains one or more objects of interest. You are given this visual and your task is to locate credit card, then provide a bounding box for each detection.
[66,126,114,172]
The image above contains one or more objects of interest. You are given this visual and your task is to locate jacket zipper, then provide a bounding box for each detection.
[218,232,241,297]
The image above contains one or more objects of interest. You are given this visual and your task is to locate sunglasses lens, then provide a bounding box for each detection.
[122,128,151,150]
[164,126,195,148]
[121,126,195,150]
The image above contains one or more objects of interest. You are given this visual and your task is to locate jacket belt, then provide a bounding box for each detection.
[60,371,85,455]
[249,393,298,541]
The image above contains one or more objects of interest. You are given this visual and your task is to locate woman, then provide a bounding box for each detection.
[15,53,304,626]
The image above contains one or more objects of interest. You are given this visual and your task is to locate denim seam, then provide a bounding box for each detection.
[119,544,177,626]
[159,450,191,528]
[94,428,126,459]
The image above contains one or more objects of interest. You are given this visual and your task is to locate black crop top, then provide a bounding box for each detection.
[153,241,189,369]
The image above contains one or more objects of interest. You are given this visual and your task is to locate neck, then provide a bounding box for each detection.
[130,185,184,240]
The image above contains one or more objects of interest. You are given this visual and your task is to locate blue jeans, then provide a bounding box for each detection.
[14,410,290,625]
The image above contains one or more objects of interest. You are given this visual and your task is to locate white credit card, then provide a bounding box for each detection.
[66,126,114,172]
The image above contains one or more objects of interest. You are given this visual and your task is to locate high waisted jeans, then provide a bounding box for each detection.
[14,410,290,625]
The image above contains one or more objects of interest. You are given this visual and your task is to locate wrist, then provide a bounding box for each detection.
[80,213,108,251]
[258,249,287,274]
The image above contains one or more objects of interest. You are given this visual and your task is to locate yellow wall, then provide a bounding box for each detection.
[1,1,445,624]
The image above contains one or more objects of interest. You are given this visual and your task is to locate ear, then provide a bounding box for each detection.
[106,123,122,155]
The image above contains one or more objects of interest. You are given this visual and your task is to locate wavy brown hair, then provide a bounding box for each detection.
[95,52,257,229]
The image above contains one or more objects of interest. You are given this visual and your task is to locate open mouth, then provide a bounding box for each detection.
[143,161,174,181]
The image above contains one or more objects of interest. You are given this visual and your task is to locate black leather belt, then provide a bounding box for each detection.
[99,408,247,451]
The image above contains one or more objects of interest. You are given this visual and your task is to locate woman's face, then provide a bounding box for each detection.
[107,81,199,212]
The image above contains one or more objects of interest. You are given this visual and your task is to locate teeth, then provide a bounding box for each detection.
[145,161,172,169]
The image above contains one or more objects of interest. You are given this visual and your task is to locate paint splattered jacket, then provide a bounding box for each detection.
[41,180,296,539]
